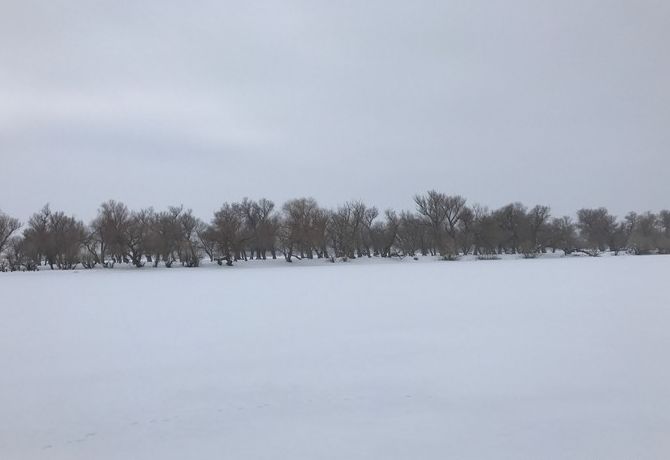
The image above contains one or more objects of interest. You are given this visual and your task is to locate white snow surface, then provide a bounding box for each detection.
[1,255,669,459]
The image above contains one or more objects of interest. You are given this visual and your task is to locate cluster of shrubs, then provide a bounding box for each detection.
[1,191,669,272]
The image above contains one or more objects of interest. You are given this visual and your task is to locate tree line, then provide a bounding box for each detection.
[1,191,669,271]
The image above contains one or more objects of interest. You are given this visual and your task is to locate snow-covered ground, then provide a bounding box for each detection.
[1,255,669,459]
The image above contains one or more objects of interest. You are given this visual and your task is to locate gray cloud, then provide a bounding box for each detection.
[1,0,668,221]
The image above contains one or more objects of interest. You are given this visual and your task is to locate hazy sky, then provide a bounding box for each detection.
[1,0,668,221]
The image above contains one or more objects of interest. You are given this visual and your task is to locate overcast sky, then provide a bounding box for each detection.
[1,0,668,221]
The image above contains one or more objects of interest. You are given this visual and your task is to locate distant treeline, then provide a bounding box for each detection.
[1,191,669,271]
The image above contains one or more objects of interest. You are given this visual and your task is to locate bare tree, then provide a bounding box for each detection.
[5,195,670,273]
[307,207,329,259]
[658,210,670,254]
[414,191,448,255]
[359,204,379,258]
[626,212,660,255]
[280,198,320,262]
[0,210,21,259]
[3,236,39,272]
[456,206,475,255]
[414,191,465,258]
[546,216,578,255]
[327,201,378,260]
[576,208,617,256]
[177,209,203,267]
[211,202,247,265]
[494,203,527,254]
[444,195,467,239]
[370,210,400,257]
[518,205,551,257]
[23,205,86,269]
[527,205,551,252]
[124,208,154,267]
[240,198,278,260]
[23,205,51,266]
[196,221,217,262]
[147,206,187,267]
[328,203,355,260]
[395,211,428,257]
[471,205,502,258]
[88,200,131,267]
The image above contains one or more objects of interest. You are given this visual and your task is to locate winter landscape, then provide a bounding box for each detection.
[2,0,669,458]
[1,254,669,459]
